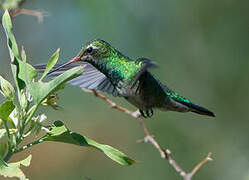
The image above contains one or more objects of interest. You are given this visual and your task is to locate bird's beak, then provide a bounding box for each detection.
[47,56,82,75]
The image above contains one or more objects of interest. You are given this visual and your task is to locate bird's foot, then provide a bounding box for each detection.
[139,109,153,118]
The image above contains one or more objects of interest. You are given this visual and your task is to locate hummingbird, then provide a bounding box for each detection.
[34,39,215,118]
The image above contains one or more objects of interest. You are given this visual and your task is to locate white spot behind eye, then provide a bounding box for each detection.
[87,45,98,50]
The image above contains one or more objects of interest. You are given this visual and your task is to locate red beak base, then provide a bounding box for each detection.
[69,56,81,64]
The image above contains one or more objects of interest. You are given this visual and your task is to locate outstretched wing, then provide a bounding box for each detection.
[34,62,120,96]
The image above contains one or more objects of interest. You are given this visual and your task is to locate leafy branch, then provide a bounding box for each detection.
[84,89,213,180]
[0,10,134,180]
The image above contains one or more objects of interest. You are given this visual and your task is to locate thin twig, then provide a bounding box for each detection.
[0,0,47,24]
[10,8,48,23]
[84,89,213,179]
[83,89,140,118]
[188,153,213,177]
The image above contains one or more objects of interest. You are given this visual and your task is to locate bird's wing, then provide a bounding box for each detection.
[131,57,158,88]
[34,62,120,96]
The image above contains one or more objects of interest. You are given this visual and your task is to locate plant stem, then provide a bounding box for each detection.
[14,138,45,153]
[25,104,38,125]
[3,120,12,153]
[4,104,40,162]
[4,150,13,162]
[16,104,38,145]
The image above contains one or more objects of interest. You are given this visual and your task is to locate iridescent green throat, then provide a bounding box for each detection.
[95,50,142,84]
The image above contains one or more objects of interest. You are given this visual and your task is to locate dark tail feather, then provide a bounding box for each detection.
[189,103,215,117]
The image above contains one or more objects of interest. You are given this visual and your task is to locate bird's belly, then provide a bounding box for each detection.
[125,95,148,110]
[117,79,164,110]
[125,91,161,110]
[116,85,147,109]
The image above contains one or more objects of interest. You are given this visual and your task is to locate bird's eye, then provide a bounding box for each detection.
[86,46,93,54]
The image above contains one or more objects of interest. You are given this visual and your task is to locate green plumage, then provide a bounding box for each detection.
[101,53,142,82]
[167,92,191,104]
[82,39,143,84]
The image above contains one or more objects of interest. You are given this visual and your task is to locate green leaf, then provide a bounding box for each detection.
[2,10,37,92]
[41,121,135,166]
[17,59,38,87]
[8,112,18,129]
[21,46,27,62]
[19,90,27,110]
[0,101,15,122]
[0,143,7,158]
[0,128,17,144]
[0,75,15,101]
[85,138,135,166]
[0,129,7,139]
[0,101,15,145]
[2,10,19,60]
[29,66,83,105]
[0,155,31,180]
[40,48,60,81]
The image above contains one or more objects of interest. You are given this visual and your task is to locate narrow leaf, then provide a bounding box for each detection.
[19,90,28,110]
[0,76,15,101]
[2,10,37,94]
[0,101,15,122]
[40,48,60,81]
[2,10,19,60]
[21,46,27,62]
[2,10,37,93]
[17,60,38,86]
[86,138,135,166]
[41,121,135,166]
[0,143,7,158]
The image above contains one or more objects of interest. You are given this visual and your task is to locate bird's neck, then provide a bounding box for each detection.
[92,55,142,85]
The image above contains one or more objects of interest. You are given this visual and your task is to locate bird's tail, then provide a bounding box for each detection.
[188,103,215,117]
[163,90,215,117]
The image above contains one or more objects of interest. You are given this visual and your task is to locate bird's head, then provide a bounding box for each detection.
[47,39,115,75]
[78,39,114,63]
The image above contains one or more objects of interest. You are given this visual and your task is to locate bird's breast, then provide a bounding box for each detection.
[125,94,147,110]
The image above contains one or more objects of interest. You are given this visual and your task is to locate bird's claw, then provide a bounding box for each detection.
[139,109,153,118]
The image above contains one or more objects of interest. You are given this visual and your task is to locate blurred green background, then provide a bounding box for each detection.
[0,0,249,179]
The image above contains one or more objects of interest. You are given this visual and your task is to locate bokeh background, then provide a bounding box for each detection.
[0,0,249,179]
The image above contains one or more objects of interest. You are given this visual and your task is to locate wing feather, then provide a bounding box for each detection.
[34,62,120,96]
